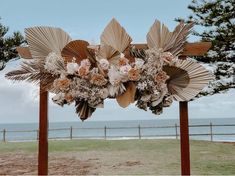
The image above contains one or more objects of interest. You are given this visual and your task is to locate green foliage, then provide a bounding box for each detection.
[177,0,235,63]
[177,0,235,96]
[0,18,25,71]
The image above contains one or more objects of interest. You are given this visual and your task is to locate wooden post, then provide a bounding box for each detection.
[38,83,48,175]
[180,101,190,175]
[175,124,178,140]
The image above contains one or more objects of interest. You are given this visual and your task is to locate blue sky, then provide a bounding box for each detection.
[0,0,234,123]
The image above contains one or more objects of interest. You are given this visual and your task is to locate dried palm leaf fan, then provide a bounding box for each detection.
[61,40,89,64]
[101,18,132,53]
[147,20,194,56]
[100,18,136,108]
[75,100,96,121]
[6,27,72,90]
[16,47,33,59]
[163,59,213,101]
[25,26,72,60]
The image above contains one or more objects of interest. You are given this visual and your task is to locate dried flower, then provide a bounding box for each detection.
[161,52,174,64]
[108,66,122,85]
[67,62,79,74]
[154,71,169,83]
[78,66,89,77]
[90,73,107,86]
[64,93,74,104]
[119,57,129,66]
[99,88,109,99]
[80,59,91,68]
[99,59,110,70]
[44,52,65,74]
[128,68,140,81]
[52,93,65,106]
[119,65,132,75]
[135,58,145,69]
[53,78,71,91]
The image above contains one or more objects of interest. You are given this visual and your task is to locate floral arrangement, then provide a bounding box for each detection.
[6,19,213,120]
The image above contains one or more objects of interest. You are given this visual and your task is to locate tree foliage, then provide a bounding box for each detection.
[0,18,25,71]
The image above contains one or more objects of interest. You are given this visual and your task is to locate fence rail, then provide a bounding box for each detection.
[1,123,235,142]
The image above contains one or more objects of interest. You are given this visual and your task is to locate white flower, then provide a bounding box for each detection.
[119,65,132,75]
[44,52,64,74]
[66,62,79,74]
[108,84,126,97]
[99,59,110,70]
[52,93,65,106]
[108,66,122,85]
[80,59,91,68]
[99,88,109,99]
[135,58,145,69]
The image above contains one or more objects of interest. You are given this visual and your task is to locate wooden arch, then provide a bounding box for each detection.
[36,42,211,175]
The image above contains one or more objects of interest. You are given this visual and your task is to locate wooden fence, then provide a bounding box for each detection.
[1,123,235,142]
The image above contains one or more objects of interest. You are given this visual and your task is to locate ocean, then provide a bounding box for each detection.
[0,118,235,142]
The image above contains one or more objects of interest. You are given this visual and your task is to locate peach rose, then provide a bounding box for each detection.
[78,66,89,77]
[90,73,107,86]
[128,68,141,81]
[64,93,74,103]
[154,71,169,83]
[119,57,129,66]
[54,78,71,90]
[161,52,174,64]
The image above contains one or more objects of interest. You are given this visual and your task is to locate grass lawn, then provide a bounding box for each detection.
[0,139,234,175]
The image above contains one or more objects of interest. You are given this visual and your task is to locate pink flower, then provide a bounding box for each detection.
[99,59,110,70]
[120,65,132,75]
[80,59,91,68]
[161,52,174,64]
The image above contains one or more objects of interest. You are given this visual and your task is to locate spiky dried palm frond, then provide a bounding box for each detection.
[129,47,146,59]
[75,100,96,121]
[5,60,58,90]
[147,20,194,56]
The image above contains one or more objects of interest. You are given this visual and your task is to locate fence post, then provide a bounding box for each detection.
[175,123,178,139]
[104,126,107,139]
[37,130,39,140]
[70,126,73,140]
[138,125,141,139]
[3,129,6,142]
[210,122,213,141]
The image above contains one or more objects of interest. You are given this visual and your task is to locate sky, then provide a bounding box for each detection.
[0,0,234,124]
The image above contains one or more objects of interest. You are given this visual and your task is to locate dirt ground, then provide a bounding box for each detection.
[0,151,145,175]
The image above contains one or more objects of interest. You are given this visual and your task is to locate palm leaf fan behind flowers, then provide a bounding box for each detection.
[163,59,213,101]
[147,20,194,56]
[6,27,72,90]
[61,40,90,64]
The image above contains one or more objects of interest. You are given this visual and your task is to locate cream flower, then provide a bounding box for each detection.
[135,58,145,69]
[99,58,110,70]
[80,59,91,68]
[66,62,79,74]
[108,66,122,85]
[119,65,132,75]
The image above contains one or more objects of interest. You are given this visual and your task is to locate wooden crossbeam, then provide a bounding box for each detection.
[17,42,211,59]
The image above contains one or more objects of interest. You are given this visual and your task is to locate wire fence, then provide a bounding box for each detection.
[1,123,235,142]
